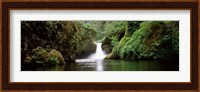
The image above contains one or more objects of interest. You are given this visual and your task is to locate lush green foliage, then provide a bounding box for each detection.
[81,21,105,41]
[21,20,179,69]
[103,21,127,37]
[106,21,179,60]
[101,22,127,53]
[21,21,96,68]
[21,21,76,63]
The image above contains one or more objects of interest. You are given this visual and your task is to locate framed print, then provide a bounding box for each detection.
[1,1,198,91]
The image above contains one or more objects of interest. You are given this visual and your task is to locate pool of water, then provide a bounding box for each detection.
[22,59,179,71]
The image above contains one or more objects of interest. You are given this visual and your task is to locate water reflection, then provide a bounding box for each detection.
[22,59,179,71]
[96,60,103,71]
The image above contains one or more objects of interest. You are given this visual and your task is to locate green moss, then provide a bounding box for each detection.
[107,21,179,60]
[21,21,179,66]
[31,46,49,64]
[24,55,32,65]
[21,21,97,66]
[23,47,65,66]
[74,22,97,58]
[48,49,65,65]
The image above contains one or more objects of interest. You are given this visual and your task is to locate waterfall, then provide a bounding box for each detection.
[88,42,106,60]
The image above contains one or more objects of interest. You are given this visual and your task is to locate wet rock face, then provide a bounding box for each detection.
[102,45,110,54]
[76,40,97,59]
[75,26,97,59]
[101,37,112,54]
[21,21,78,64]
[21,21,98,66]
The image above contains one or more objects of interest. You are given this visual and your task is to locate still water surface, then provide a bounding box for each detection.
[24,59,179,71]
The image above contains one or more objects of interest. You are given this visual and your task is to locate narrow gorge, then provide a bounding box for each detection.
[21,21,179,71]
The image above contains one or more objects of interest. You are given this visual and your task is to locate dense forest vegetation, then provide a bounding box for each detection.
[21,21,179,68]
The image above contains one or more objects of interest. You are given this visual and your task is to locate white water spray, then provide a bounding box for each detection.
[88,42,107,60]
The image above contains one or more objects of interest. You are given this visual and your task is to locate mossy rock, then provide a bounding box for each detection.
[23,47,65,66]
[105,53,119,60]
[48,49,65,65]
[101,37,112,54]
[31,46,49,65]
[102,45,110,54]
[24,55,32,65]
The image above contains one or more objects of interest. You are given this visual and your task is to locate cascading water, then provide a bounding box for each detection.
[76,42,106,71]
[88,42,107,60]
